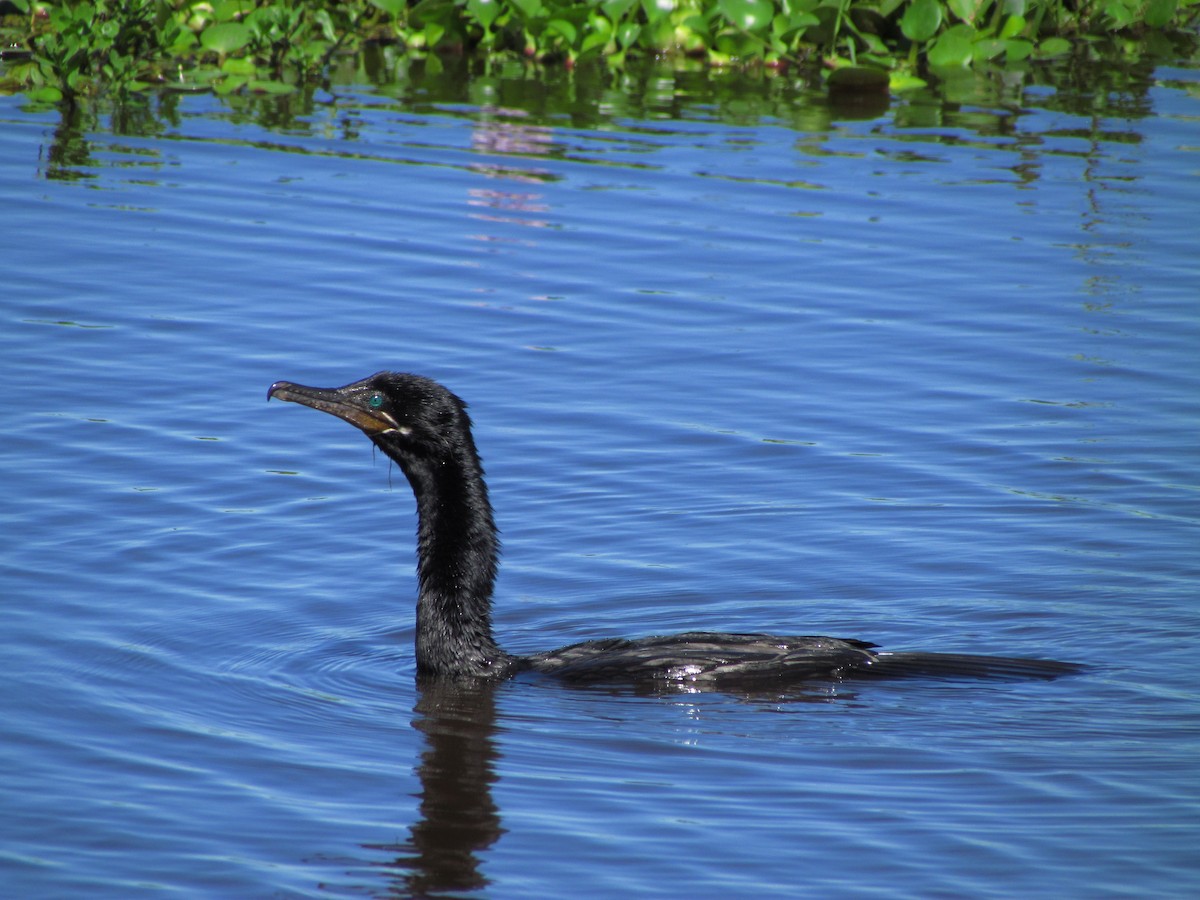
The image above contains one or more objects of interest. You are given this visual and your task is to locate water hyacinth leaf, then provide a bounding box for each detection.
[900,0,942,43]
[788,11,820,30]
[423,21,446,47]
[640,0,672,25]
[677,18,710,52]
[221,57,256,75]
[213,0,253,22]
[547,18,578,44]
[1118,5,1139,27]
[509,0,545,19]
[860,33,889,56]
[719,0,775,32]
[927,24,974,66]
[170,30,199,54]
[973,37,1005,59]
[27,85,64,103]
[615,20,641,47]
[782,0,821,16]
[1144,0,1176,27]
[213,74,248,95]
[200,22,250,55]
[1102,0,1137,28]
[369,0,407,16]
[999,14,1026,38]
[889,72,927,91]
[580,13,614,52]
[602,0,639,21]
[947,0,982,24]
[8,0,1187,92]
[1037,36,1071,57]
[312,8,337,40]
[248,80,296,94]
[161,80,213,93]
[467,0,501,30]
[1004,38,1033,61]
[187,67,228,84]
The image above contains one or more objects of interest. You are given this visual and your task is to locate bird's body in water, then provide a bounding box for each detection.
[268,372,1081,688]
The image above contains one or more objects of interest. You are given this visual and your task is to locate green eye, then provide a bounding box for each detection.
[368,393,383,409]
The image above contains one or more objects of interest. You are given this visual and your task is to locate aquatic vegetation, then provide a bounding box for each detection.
[0,0,1196,100]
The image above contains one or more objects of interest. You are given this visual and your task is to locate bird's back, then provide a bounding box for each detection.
[522,631,880,686]
[522,630,1084,687]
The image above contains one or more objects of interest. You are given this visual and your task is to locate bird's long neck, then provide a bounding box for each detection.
[391,442,512,678]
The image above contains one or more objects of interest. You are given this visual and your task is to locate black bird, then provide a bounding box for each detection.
[268,372,1082,688]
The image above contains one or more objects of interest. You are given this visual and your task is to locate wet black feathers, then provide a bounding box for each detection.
[270,372,1083,688]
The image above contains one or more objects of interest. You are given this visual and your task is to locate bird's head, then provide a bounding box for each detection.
[268,371,475,464]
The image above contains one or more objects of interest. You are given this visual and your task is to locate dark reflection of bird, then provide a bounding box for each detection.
[268,372,1082,688]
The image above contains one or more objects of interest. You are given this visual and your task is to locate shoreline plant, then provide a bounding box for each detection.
[0,0,1196,102]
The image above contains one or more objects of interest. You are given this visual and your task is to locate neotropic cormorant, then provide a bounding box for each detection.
[268,372,1082,687]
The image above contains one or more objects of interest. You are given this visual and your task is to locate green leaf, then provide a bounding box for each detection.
[1003,38,1033,61]
[1036,36,1071,58]
[1144,0,1177,27]
[221,57,257,75]
[200,22,251,55]
[213,1,254,23]
[1098,0,1137,28]
[889,72,927,91]
[580,14,614,53]
[248,80,297,94]
[467,0,502,30]
[423,21,446,47]
[509,0,545,19]
[640,0,671,25]
[947,0,981,24]
[213,74,248,95]
[546,18,578,44]
[313,9,337,41]
[860,33,888,55]
[189,67,229,84]
[972,38,1005,59]
[999,14,1025,38]
[719,0,776,32]
[900,0,942,43]
[161,81,215,94]
[615,20,641,48]
[27,85,63,103]
[602,0,639,21]
[927,24,974,66]
[170,30,199,54]
[369,0,407,17]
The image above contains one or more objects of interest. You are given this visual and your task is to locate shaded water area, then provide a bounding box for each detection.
[3,48,1199,897]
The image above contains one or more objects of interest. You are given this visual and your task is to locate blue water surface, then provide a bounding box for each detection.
[2,56,1199,897]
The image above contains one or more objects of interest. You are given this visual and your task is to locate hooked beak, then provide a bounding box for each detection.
[268,380,397,435]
